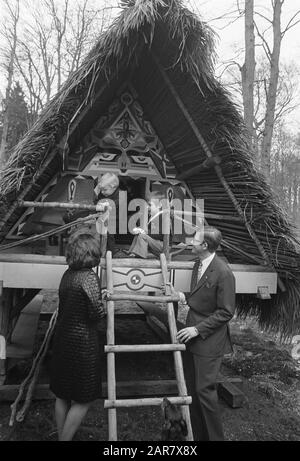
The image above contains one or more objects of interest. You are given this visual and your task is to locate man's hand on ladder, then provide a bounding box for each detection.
[177,327,199,343]
[162,283,186,304]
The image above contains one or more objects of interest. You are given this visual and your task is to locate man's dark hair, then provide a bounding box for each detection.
[66,232,101,270]
[203,226,222,252]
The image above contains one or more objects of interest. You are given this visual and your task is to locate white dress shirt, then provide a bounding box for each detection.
[199,252,216,281]
[178,252,216,304]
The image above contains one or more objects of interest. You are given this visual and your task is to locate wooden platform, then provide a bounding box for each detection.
[6,295,43,359]
[40,311,145,321]
[0,378,244,407]
[0,254,278,294]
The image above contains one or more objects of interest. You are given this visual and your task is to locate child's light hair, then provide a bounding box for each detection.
[98,172,119,189]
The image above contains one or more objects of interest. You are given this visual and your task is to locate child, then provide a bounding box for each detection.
[94,173,120,255]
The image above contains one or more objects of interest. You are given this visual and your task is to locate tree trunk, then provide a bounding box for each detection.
[260,0,283,180]
[0,74,13,165]
[293,165,299,222]
[241,0,255,147]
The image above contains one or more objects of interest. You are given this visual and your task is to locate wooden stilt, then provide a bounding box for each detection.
[0,282,10,385]
[106,251,117,441]
[96,206,110,257]
[162,205,170,261]
[0,283,10,336]
[7,289,40,342]
[0,339,6,385]
[163,234,170,261]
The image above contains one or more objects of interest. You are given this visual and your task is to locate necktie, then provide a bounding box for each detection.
[190,259,203,291]
[197,262,203,282]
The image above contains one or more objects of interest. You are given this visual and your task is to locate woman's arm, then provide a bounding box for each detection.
[83,271,105,322]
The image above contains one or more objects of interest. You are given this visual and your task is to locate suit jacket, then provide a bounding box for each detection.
[186,254,236,357]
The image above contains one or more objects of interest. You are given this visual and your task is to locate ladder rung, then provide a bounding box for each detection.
[105,344,186,353]
[104,396,192,409]
[108,294,180,302]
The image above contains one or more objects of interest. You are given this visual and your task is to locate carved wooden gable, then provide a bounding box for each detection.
[68,88,177,179]
[8,88,178,239]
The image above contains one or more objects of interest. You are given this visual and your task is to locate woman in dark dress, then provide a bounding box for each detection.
[50,231,105,441]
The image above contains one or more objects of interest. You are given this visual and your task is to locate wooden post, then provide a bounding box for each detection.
[58,235,64,256]
[159,254,194,441]
[163,234,170,262]
[162,204,170,261]
[0,283,10,336]
[0,281,9,384]
[106,251,117,441]
[100,235,108,257]
[96,208,110,257]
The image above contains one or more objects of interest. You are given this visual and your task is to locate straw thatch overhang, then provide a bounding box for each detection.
[0,0,299,335]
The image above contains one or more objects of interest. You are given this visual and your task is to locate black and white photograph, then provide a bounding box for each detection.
[0,0,300,444]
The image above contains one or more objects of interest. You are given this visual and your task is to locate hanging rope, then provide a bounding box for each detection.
[9,309,58,426]
[0,213,101,252]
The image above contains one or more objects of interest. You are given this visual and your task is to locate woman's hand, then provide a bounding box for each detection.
[102,289,112,301]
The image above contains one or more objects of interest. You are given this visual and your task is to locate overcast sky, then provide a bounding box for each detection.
[192,0,300,62]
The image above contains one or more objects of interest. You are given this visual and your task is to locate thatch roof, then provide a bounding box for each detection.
[0,0,299,336]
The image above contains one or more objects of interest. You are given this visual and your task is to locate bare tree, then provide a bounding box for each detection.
[222,57,299,152]
[6,0,114,115]
[253,0,300,178]
[64,0,99,76]
[241,0,255,144]
[0,0,20,166]
[272,125,300,228]
[256,0,283,178]
[45,0,70,91]
[217,1,300,179]
[13,37,45,117]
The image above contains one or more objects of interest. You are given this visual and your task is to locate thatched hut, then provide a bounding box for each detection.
[0,0,299,340]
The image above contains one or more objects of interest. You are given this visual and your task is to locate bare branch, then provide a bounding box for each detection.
[254,11,273,25]
[281,11,300,36]
[253,19,272,60]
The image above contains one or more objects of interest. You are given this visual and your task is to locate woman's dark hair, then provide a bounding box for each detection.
[66,232,101,270]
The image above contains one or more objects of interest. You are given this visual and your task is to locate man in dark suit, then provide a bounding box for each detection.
[175,226,236,441]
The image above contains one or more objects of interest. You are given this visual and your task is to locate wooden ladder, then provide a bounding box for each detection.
[104,250,193,441]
